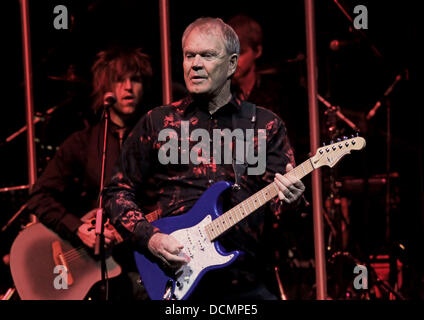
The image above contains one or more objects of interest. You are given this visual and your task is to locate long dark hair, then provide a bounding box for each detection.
[91,47,153,112]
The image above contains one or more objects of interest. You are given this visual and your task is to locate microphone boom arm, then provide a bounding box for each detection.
[317,94,360,132]
[366,74,402,120]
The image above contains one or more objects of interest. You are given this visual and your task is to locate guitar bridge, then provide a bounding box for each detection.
[52,241,74,286]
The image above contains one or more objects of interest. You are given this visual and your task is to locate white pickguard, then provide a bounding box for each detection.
[170,215,234,300]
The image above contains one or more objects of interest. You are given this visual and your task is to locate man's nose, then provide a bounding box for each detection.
[123,78,133,90]
[192,55,203,70]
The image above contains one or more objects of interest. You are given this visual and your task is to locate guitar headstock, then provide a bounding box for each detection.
[311,136,366,168]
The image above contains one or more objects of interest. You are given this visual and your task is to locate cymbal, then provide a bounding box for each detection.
[47,75,86,83]
[47,65,88,85]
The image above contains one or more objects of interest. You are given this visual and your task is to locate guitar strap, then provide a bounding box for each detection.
[231,101,257,191]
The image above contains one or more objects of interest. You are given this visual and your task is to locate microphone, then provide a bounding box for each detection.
[329,38,360,51]
[285,52,305,63]
[103,92,116,107]
[366,74,402,120]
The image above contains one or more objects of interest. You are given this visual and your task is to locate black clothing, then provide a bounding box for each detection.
[26,117,148,300]
[103,95,298,299]
[27,119,128,242]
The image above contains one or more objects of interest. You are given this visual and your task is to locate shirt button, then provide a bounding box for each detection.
[208,179,214,184]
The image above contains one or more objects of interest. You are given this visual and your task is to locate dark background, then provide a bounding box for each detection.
[0,0,421,299]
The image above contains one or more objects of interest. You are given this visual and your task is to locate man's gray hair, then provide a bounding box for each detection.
[182,17,240,55]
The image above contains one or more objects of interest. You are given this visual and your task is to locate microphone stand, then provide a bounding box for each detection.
[366,73,404,291]
[317,94,360,132]
[0,96,73,148]
[318,93,360,298]
[0,106,60,148]
[94,105,110,300]
[0,101,71,232]
[1,203,28,233]
[322,99,345,299]
[366,74,402,121]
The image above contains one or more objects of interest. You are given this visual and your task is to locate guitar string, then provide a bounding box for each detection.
[63,246,111,263]
[65,248,113,264]
[65,249,91,263]
[63,251,87,262]
[207,175,296,239]
[63,246,88,260]
[63,246,85,257]
[63,242,110,258]
[64,248,87,259]
[62,224,113,258]
[65,253,87,263]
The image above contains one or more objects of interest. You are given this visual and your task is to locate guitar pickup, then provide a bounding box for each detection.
[52,241,74,286]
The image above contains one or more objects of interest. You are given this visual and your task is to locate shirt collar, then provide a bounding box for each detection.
[182,94,242,117]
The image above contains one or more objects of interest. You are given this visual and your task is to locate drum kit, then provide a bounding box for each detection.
[316,83,405,300]
[269,63,405,299]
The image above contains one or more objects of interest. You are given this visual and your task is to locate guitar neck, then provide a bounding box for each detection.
[205,158,315,241]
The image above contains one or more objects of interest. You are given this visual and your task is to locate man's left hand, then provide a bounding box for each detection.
[274,163,305,204]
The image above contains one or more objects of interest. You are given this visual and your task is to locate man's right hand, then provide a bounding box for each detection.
[76,222,116,249]
[147,233,190,268]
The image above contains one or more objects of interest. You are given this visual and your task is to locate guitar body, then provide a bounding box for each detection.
[10,223,122,300]
[134,181,240,300]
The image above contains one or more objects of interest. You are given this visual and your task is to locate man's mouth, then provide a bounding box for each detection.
[190,76,207,83]
[122,96,136,104]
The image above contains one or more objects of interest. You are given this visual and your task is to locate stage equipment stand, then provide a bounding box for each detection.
[304,0,328,300]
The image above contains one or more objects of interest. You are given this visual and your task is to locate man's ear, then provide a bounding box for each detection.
[228,53,239,77]
[254,45,263,60]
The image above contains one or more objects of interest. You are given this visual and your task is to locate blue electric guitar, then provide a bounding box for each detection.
[135,136,366,300]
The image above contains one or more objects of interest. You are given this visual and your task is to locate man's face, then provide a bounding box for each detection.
[111,73,143,117]
[183,27,237,98]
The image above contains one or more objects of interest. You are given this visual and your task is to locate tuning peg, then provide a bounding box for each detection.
[356,132,360,137]
[343,136,348,140]
[350,134,355,138]
[330,140,334,144]
[322,142,326,146]
[336,138,341,142]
